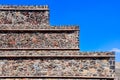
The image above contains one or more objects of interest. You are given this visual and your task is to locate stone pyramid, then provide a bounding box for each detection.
[0,5,115,80]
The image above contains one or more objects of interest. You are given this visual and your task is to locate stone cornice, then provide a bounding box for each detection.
[0,5,49,10]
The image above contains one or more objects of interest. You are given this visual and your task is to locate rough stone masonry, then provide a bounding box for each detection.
[0,5,115,80]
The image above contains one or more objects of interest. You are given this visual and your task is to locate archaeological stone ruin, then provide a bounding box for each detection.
[0,5,115,80]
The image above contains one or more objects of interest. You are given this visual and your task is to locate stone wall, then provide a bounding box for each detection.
[115,62,120,80]
[0,50,115,79]
[0,10,49,25]
[0,31,78,49]
[0,5,115,80]
[0,5,49,29]
[0,57,115,77]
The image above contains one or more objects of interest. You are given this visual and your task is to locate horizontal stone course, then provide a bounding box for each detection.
[0,79,103,80]
[0,5,49,10]
[0,24,79,30]
[0,10,49,25]
[0,32,78,49]
[0,58,114,77]
[0,51,115,56]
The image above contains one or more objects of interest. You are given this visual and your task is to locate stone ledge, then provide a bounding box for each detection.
[0,48,80,50]
[0,55,115,58]
[0,50,115,57]
[0,5,49,10]
[51,25,79,29]
[0,29,79,32]
[0,76,115,79]
[0,24,79,30]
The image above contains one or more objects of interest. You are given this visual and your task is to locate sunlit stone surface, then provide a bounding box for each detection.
[0,5,115,80]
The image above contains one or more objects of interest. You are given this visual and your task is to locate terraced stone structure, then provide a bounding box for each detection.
[0,5,115,80]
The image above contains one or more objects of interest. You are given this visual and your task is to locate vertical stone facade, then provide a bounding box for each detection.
[0,5,115,80]
[0,31,79,49]
[0,5,49,29]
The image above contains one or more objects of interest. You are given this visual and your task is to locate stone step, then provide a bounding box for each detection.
[0,51,115,57]
[0,58,115,78]
[0,32,79,49]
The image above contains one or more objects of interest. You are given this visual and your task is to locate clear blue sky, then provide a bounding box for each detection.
[0,0,120,62]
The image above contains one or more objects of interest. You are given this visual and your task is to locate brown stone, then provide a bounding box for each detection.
[32,37,38,43]
[0,5,115,80]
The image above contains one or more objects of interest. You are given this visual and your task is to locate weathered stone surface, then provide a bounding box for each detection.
[0,58,114,77]
[0,25,79,29]
[0,51,114,56]
[0,5,115,80]
[0,8,49,25]
[0,5,48,10]
[0,32,78,49]
[115,62,120,80]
